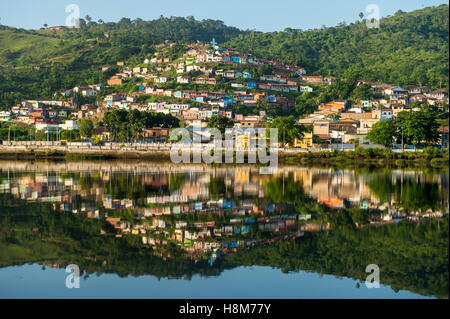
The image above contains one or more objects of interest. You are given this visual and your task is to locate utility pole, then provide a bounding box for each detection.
[401,129,404,152]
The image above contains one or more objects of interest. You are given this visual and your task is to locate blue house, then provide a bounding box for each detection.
[247,82,257,88]
[268,95,277,103]
[228,242,238,248]
[220,97,234,104]
[242,72,252,79]
[137,85,146,91]
[231,56,240,63]
[193,203,203,211]
[241,225,250,234]
[221,200,234,209]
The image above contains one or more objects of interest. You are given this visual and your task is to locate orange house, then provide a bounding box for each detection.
[108,77,123,86]
[319,100,346,113]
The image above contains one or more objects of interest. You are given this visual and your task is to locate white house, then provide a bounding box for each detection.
[60,120,78,130]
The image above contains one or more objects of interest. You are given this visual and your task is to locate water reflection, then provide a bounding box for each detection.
[1,161,447,214]
[0,161,448,298]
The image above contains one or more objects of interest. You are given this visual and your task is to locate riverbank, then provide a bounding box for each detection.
[0,147,448,168]
[279,150,449,168]
[0,149,173,161]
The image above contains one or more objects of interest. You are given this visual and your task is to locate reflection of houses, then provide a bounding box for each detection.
[1,163,448,228]
[293,169,374,208]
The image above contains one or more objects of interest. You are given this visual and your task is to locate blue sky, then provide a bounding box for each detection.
[0,0,448,32]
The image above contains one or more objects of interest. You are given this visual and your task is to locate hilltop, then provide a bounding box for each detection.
[0,17,245,68]
[226,5,449,89]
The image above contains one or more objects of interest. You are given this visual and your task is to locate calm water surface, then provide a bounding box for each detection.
[0,161,448,299]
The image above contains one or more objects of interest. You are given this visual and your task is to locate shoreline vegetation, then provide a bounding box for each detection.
[0,147,448,168]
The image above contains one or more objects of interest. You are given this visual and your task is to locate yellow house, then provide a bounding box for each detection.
[236,135,249,149]
[294,132,313,148]
[236,135,270,149]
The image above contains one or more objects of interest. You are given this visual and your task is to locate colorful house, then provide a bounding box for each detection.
[294,132,313,148]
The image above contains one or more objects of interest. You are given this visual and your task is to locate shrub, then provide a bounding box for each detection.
[395,159,406,167]
[423,146,441,159]
[430,157,449,165]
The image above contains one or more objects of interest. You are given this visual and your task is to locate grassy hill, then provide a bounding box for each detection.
[0,29,60,66]
[225,5,449,89]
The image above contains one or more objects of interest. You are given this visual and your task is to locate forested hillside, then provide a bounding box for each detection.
[225,5,449,89]
[0,16,245,68]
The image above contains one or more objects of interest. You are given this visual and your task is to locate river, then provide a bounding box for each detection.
[0,161,448,299]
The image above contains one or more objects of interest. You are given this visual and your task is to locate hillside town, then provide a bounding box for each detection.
[0,40,449,151]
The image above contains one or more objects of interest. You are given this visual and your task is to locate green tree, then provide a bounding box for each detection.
[268,116,305,146]
[367,120,397,146]
[395,111,440,146]
[207,115,234,134]
[78,119,94,138]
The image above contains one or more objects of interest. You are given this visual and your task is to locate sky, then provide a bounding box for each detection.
[0,0,448,32]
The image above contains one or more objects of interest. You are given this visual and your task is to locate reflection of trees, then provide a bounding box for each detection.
[366,174,395,203]
[208,177,226,197]
[169,174,185,191]
[0,194,448,298]
[104,173,170,200]
[264,175,308,203]
[367,173,443,211]
[223,217,449,299]
[396,179,441,211]
[0,194,225,279]
[79,174,94,192]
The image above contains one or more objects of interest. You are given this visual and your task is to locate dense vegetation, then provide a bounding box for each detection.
[103,109,180,141]
[226,5,449,89]
[367,109,441,146]
[0,17,244,67]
